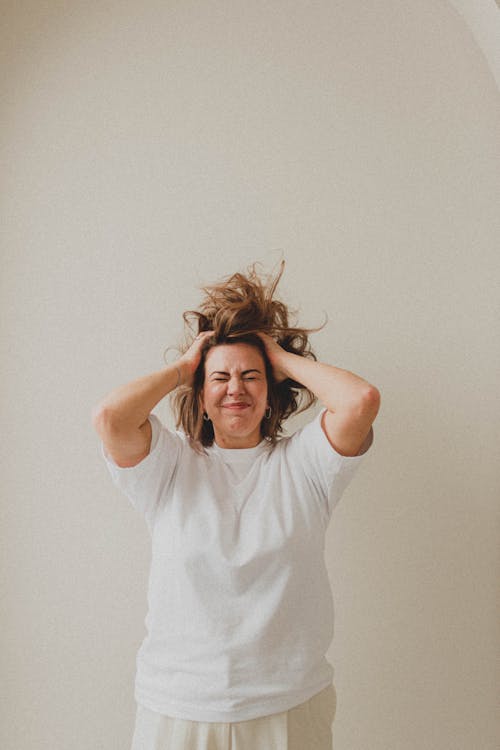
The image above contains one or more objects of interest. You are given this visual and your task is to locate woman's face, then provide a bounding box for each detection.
[200,342,269,448]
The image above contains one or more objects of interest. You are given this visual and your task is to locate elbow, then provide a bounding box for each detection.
[362,386,381,415]
[91,404,115,431]
[353,386,381,417]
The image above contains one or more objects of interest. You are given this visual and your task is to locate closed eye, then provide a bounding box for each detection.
[213,376,257,381]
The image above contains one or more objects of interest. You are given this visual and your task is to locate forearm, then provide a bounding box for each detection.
[280,351,378,413]
[91,360,188,430]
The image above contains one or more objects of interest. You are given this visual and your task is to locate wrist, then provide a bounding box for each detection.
[278,350,297,380]
[176,358,193,387]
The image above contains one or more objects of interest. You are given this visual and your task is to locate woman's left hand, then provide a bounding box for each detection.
[256,332,290,383]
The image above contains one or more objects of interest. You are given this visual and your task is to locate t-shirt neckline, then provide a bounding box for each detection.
[209,438,270,463]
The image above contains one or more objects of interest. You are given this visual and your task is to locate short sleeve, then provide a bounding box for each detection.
[99,413,182,532]
[286,408,374,521]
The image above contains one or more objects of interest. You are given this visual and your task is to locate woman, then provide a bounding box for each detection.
[92,261,380,750]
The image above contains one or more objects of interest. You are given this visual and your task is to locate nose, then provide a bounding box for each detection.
[227,375,246,396]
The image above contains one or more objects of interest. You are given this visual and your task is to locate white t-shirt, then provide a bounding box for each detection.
[100,407,374,722]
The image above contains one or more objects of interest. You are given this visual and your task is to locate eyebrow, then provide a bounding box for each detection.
[209,369,262,376]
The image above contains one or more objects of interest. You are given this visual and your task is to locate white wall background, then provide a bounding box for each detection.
[2,1,499,748]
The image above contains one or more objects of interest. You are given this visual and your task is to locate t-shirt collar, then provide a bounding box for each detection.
[209,437,270,462]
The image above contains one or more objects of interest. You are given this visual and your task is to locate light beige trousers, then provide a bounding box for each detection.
[131,683,336,750]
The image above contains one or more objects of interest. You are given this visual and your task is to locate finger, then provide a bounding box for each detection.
[194,332,211,343]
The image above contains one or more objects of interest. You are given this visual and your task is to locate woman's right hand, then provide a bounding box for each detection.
[178,330,215,388]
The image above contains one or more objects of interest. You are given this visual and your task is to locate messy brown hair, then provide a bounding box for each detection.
[167,259,326,452]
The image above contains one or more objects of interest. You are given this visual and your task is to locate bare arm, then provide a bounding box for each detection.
[91,331,213,467]
[257,332,380,457]
[279,351,380,456]
[92,363,185,432]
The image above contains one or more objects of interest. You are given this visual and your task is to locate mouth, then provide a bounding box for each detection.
[222,403,250,410]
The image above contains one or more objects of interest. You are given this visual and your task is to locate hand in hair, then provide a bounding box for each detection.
[256,331,289,384]
[179,330,215,388]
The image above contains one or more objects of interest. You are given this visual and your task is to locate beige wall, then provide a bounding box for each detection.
[2,1,499,748]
